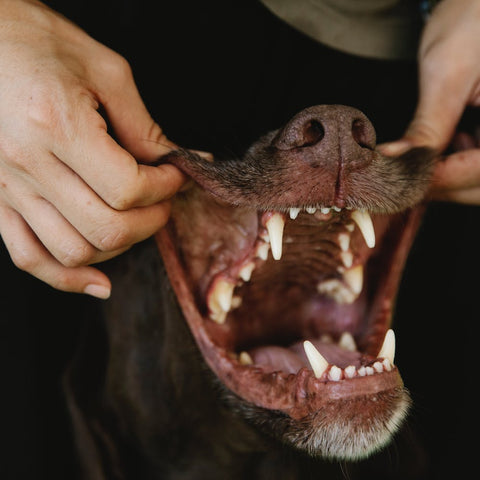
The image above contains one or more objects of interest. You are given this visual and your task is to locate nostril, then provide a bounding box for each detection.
[300,120,325,147]
[351,118,375,150]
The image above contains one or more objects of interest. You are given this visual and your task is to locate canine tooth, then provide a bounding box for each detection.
[328,365,342,381]
[255,242,270,260]
[289,207,300,219]
[351,210,375,248]
[320,207,331,214]
[265,213,285,260]
[378,329,395,365]
[340,251,353,268]
[239,262,255,282]
[338,233,350,252]
[344,365,356,378]
[339,332,357,352]
[382,358,392,371]
[239,351,253,365]
[344,265,363,295]
[303,340,329,379]
[373,361,384,373]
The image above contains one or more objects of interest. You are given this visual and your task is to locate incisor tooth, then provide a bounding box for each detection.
[378,329,395,365]
[351,210,376,248]
[344,264,363,295]
[344,365,356,378]
[303,340,329,379]
[328,365,342,381]
[306,206,317,214]
[289,207,300,220]
[265,213,285,260]
[339,332,357,352]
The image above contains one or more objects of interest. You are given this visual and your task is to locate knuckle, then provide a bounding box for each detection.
[57,242,96,268]
[10,247,40,273]
[101,50,133,83]
[94,219,132,252]
[103,178,141,211]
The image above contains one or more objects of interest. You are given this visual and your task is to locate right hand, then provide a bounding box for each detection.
[0,0,187,298]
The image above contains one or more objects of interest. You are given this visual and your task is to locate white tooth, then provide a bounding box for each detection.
[339,332,357,352]
[320,207,331,214]
[306,206,317,214]
[382,358,392,371]
[320,334,333,344]
[351,210,376,248]
[366,366,375,375]
[344,265,363,295]
[328,365,342,381]
[340,251,353,268]
[231,295,242,309]
[239,262,255,282]
[332,206,341,212]
[338,233,350,252]
[216,279,235,312]
[289,207,300,220]
[303,340,329,379]
[255,242,270,260]
[344,365,356,378]
[346,223,355,232]
[373,361,384,373]
[265,213,285,261]
[358,366,367,376]
[239,351,253,365]
[378,329,395,365]
[317,278,356,304]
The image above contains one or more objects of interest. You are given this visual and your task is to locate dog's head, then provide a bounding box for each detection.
[156,104,436,460]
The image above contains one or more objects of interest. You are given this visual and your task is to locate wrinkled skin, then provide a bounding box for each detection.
[64,105,436,479]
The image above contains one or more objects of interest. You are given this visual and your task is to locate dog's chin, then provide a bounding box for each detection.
[156,184,425,461]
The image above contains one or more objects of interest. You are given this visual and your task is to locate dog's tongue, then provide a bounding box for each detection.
[249,339,363,375]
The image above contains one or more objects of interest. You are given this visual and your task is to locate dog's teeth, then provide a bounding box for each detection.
[378,329,395,365]
[344,365,356,378]
[239,262,255,282]
[239,351,253,365]
[320,207,331,214]
[365,366,375,375]
[255,242,270,260]
[382,358,392,371]
[328,365,342,381]
[317,278,356,304]
[303,340,329,379]
[373,361,384,373]
[289,207,300,220]
[340,251,353,268]
[339,332,357,352]
[351,210,376,248]
[208,278,235,324]
[344,265,363,295]
[332,206,341,212]
[265,213,285,260]
[306,206,317,214]
[338,233,350,252]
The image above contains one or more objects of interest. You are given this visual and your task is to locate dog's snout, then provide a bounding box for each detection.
[273,105,377,169]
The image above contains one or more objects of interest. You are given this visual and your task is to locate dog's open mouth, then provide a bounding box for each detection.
[156,105,436,460]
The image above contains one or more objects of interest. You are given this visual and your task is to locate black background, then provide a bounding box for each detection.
[1,1,478,478]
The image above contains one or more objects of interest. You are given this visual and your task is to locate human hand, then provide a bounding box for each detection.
[379,0,480,204]
[0,0,187,298]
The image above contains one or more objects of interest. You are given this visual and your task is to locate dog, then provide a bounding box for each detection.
[63,104,436,479]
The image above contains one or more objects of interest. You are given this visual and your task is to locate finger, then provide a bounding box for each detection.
[429,185,480,205]
[53,107,186,210]
[9,151,174,253]
[430,149,480,191]
[0,205,111,298]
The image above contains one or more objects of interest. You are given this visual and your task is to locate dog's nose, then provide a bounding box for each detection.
[272,105,376,169]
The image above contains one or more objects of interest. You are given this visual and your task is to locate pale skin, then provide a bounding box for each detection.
[1,0,479,299]
[380,0,480,204]
[0,0,188,298]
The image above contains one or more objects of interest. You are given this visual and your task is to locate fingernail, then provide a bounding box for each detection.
[84,284,111,299]
[190,149,214,162]
[377,140,411,156]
